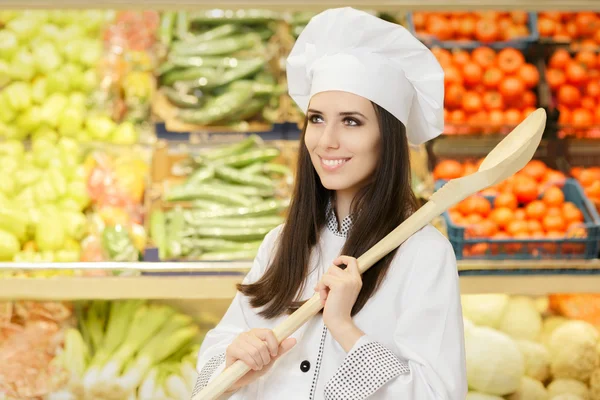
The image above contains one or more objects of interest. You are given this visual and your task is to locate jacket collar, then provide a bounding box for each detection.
[325,198,354,238]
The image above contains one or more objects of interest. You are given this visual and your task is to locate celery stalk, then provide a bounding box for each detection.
[117,314,198,393]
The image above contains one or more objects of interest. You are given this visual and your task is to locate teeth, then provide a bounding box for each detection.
[322,159,348,166]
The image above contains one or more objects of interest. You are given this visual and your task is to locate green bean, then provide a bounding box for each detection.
[198,134,260,160]
[261,163,293,178]
[167,55,245,69]
[186,215,283,229]
[241,162,265,174]
[190,9,280,24]
[188,225,273,241]
[202,181,274,197]
[159,12,176,46]
[162,87,203,108]
[185,166,215,186]
[191,199,226,210]
[181,238,263,252]
[178,85,254,125]
[215,165,273,188]
[175,11,192,41]
[224,97,267,122]
[179,24,238,44]
[185,198,289,219]
[213,148,280,168]
[165,184,253,206]
[216,59,265,88]
[171,34,261,57]
[161,67,219,87]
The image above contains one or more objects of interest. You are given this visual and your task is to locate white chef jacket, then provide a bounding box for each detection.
[193,205,467,400]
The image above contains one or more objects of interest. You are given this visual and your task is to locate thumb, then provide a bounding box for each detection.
[275,338,296,359]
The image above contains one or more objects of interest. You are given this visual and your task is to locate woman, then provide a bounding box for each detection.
[194,7,467,400]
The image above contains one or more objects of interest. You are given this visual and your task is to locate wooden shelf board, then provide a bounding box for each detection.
[2,0,599,11]
[460,274,600,295]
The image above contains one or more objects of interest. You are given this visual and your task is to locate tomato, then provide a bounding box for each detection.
[412,12,427,30]
[546,68,567,90]
[462,91,483,113]
[522,107,537,119]
[452,49,471,67]
[521,160,548,182]
[575,50,597,70]
[513,175,538,203]
[563,206,584,224]
[540,12,563,22]
[449,109,467,124]
[499,76,526,99]
[565,21,579,38]
[558,106,572,124]
[490,207,514,229]
[498,16,513,33]
[445,84,466,109]
[472,47,496,69]
[427,16,453,40]
[575,12,600,37]
[433,159,464,180]
[571,108,594,128]
[558,84,582,108]
[482,91,505,111]
[582,96,596,111]
[543,214,566,232]
[475,19,499,42]
[489,109,504,126]
[522,91,537,107]
[566,62,588,86]
[497,48,525,74]
[505,108,523,125]
[482,67,504,89]
[586,81,600,98]
[431,47,453,67]
[543,186,565,207]
[527,220,543,232]
[545,170,567,188]
[538,17,557,37]
[518,64,540,89]
[525,200,547,220]
[463,62,483,86]
[595,106,600,124]
[457,15,477,38]
[494,192,518,210]
[507,219,529,236]
[444,66,464,87]
[475,11,501,21]
[510,11,529,25]
[549,49,571,69]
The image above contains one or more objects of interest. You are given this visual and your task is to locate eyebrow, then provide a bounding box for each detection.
[307,109,368,120]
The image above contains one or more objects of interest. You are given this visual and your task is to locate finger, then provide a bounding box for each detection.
[344,257,361,277]
[319,287,328,305]
[327,264,344,277]
[239,334,267,369]
[321,274,341,288]
[275,338,297,358]
[229,343,260,370]
[253,329,279,357]
[245,333,272,367]
[333,256,351,270]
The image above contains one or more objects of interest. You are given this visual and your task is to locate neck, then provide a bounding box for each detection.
[333,189,356,223]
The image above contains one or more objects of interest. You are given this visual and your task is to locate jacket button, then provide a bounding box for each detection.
[300,360,311,373]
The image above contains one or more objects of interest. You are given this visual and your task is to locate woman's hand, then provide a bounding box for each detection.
[314,255,365,352]
[225,329,296,393]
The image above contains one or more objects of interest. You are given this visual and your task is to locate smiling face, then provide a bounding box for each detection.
[304,91,381,198]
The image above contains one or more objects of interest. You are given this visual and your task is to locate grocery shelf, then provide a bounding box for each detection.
[4,0,600,11]
[1,260,599,300]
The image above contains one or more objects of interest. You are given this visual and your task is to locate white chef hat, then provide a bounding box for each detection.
[286,7,445,146]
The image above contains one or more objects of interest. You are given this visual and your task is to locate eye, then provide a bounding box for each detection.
[343,117,361,126]
[308,114,324,124]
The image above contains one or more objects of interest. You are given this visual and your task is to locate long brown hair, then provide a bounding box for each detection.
[238,103,417,319]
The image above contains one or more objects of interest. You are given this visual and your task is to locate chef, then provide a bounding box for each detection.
[193,7,467,400]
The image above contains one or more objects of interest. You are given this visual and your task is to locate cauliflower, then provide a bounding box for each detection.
[541,317,569,347]
[466,392,504,400]
[547,379,590,400]
[516,339,550,382]
[548,321,600,382]
[465,325,525,396]
[507,376,548,400]
[498,296,543,341]
[461,294,509,328]
[590,369,600,400]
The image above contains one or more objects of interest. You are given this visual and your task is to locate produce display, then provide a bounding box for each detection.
[98,11,160,127]
[410,11,533,44]
[462,293,600,399]
[432,46,539,135]
[571,167,600,212]
[0,11,141,144]
[154,10,284,130]
[0,299,209,399]
[434,159,595,258]
[151,135,292,261]
[546,48,600,138]
[0,137,150,270]
[538,12,600,49]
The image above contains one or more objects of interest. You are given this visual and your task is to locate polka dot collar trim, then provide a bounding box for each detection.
[325,199,354,238]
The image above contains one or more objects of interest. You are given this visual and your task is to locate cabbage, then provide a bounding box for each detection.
[498,297,542,341]
[35,211,66,251]
[506,377,547,400]
[516,340,550,382]
[465,325,525,395]
[466,393,504,400]
[0,229,20,261]
[4,81,32,111]
[462,294,509,329]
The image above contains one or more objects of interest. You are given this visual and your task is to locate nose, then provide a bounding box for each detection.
[318,122,340,150]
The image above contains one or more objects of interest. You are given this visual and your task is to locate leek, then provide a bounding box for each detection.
[138,367,159,400]
[117,313,199,394]
[96,304,176,384]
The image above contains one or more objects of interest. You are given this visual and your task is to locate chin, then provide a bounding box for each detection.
[318,175,358,192]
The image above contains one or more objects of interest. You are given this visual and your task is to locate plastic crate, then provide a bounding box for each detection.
[406,12,539,50]
[435,178,600,260]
